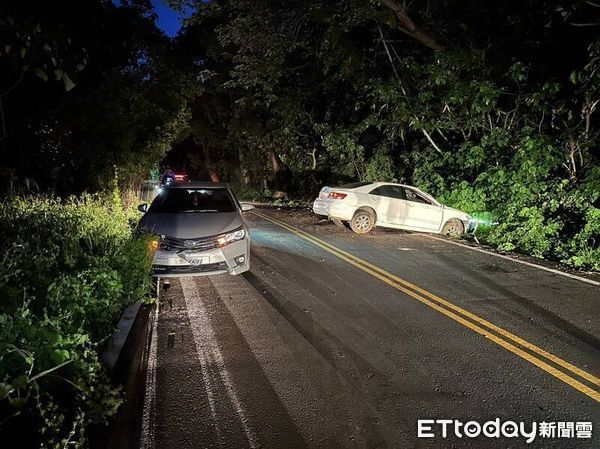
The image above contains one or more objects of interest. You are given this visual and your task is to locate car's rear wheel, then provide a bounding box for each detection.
[350,208,375,234]
[441,219,464,238]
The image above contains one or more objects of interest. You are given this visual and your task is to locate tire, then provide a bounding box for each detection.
[441,218,464,238]
[331,218,350,230]
[350,208,376,234]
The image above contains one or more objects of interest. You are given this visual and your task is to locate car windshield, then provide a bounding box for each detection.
[149,188,236,213]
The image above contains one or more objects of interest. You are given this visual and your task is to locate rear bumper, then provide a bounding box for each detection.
[151,239,250,277]
[313,199,354,221]
[312,198,331,216]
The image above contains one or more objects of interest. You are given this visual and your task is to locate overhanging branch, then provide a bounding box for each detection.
[380,0,444,51]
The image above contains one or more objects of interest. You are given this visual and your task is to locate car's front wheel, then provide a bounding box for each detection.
[350,208,375,234]
[441,218,464,238]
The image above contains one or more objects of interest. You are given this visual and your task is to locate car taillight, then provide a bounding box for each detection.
[329,192,347,199]
[174,174,185,180]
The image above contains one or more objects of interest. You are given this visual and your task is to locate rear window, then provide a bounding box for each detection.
[149,188,236,213]
[340,181,371,189]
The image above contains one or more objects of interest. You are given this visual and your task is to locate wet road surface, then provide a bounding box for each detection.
[136,209,600,449]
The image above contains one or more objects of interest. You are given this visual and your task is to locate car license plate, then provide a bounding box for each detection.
[180,252,206,265]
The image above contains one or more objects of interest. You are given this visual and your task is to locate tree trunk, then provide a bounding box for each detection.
[380,0,444,51]
[238,147,251,185]
[200,141,220,183]
[269,149,287,196]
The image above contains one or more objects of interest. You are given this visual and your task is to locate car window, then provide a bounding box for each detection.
[340,181,372,189]
[369,185,405,200]
[403,188,432,204]
[149,188,237,213]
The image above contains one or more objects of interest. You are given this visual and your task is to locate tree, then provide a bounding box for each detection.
[0,0,195,194]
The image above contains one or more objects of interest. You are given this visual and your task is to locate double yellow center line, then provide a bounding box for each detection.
[252,211,600,403]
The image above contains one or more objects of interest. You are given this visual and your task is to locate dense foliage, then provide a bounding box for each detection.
[171,0,599,270]
[0,0,195,194]
[0,196,152,448]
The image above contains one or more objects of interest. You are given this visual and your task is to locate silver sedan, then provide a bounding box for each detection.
[137,182,254,277]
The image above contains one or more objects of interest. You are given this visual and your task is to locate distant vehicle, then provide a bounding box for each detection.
[313,181,476,237]
[159,169,188,187]
[137,182,254,277]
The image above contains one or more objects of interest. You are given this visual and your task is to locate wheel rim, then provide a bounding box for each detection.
[355,214,370,231]
[446,223,460,235]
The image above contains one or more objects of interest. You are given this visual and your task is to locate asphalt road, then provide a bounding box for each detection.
[136,208,600,449]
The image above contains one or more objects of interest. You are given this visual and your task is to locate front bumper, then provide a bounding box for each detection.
[151,238,250,277]
[466,218,479,234]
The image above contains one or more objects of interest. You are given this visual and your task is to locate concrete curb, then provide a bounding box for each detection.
[101,302,142,369]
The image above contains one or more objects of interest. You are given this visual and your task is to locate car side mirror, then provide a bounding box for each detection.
[241,203,255,212]
[138,203,148,213]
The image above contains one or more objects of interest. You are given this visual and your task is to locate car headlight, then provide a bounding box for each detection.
[216,228,246,247]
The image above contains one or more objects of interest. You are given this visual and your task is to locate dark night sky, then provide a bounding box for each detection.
[151,0,193,37]
[113,0,193,37]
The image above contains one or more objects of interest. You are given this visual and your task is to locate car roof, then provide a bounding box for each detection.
[348,182,441,204]
[349,181,415,191]
[164,182,230,189]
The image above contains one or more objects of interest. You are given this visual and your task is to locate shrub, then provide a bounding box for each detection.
[415,128,599,271]
[0,195,152,448]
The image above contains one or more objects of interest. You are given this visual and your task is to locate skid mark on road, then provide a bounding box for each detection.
[253,211,600,404]
[139,300,158,449]
[421,234,600,286]
[208,273,370,448]
[191,317,225,446]
[180,277,260,449]
[433,249,600,354]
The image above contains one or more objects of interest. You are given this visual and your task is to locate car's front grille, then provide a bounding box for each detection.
[152,262,228,275]
[161,236,218,251]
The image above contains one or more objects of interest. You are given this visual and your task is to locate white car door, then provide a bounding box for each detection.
[402,187,444,230]
[367,185,407,225]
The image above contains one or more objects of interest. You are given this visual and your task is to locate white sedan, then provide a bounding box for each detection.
[313,182,476,236]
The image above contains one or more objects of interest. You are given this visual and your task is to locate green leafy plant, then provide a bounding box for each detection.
[0,195,152,448]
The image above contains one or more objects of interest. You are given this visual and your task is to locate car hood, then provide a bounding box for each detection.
[443,206,470,219]
[139,211,243,239]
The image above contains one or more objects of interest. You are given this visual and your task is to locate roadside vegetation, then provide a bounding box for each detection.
[1,2,178,446]
[0,195,152,447]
